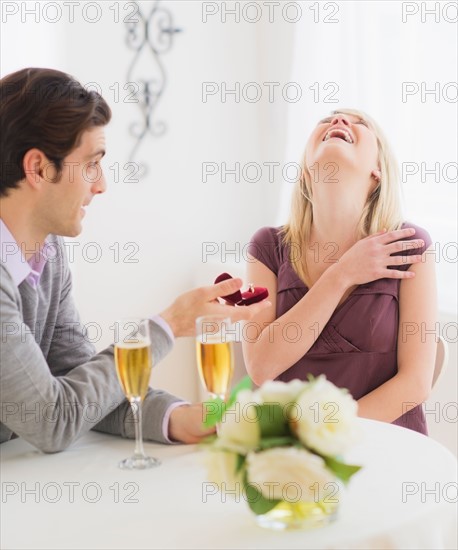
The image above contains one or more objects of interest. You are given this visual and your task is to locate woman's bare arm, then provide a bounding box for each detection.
[242,257,347,385]
[357,244,437,421]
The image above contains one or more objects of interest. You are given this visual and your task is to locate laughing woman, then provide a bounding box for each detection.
[243,109,437,434]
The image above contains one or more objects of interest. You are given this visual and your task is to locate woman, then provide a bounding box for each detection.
[243,109,437,434]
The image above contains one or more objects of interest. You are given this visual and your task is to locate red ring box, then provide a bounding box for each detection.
[214,272,269,306]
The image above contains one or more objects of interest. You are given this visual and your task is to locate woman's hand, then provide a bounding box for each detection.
[336,228,425,286]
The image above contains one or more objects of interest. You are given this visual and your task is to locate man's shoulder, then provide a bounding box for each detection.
[0,261,15,290]
[0,262,21,314]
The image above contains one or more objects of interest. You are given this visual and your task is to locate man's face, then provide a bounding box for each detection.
[41,127,106,237]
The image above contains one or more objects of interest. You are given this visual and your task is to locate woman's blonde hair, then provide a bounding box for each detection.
[281,108,404,287]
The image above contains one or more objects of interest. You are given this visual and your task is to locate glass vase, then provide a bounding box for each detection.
[254,498,340,530]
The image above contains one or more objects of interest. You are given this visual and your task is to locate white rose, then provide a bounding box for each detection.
[293,376,361,456]
[254,379,307,408]
[202,449,243,494]
[216,389,260,454]
[246,447,336,502]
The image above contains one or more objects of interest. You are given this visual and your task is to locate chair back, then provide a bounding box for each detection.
[432,335,449,388]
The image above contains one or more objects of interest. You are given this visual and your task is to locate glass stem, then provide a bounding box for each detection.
[130,397,145,458]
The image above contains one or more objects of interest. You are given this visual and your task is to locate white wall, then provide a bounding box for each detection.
[0,2,66,72]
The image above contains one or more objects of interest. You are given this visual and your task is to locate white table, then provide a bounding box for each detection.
[1,419,456,550]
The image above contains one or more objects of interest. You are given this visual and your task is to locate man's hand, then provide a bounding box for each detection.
[168,404,216,444]
[160,277,271,337]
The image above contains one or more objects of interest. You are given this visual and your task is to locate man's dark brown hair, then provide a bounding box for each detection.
[0,67,112,196]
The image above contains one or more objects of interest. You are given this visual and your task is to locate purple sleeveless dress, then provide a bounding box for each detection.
[248,222,432,434]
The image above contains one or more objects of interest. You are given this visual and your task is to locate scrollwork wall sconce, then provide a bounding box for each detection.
[125,1,182,176]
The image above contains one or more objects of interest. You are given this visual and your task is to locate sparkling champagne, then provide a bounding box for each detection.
[115,341,152,401]
[196,338,234,398]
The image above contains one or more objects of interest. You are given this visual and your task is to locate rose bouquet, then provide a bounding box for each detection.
[202,375,362,529]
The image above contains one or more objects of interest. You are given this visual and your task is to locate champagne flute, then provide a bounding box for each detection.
[114,318,160,470]
[195,315,234,401]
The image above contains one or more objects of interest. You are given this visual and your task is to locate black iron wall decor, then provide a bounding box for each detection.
[125,0,182,176]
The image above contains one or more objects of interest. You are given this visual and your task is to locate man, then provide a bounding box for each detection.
[0,67,269,453]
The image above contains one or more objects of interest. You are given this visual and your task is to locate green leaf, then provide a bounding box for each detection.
[202,398,226,428]
[226,376,252,409]
[257,436,297,450]
[243,475,280,515]
[202,377,252,428]
[256,404,290,438]
[235,454,246,474]
[323,455,362,483]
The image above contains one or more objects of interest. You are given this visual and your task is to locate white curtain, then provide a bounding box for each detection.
[278,0,457,315]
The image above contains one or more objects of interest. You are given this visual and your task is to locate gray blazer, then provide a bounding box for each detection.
[0,235,181,452]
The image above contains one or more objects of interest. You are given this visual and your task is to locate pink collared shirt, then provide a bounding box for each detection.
[0,220,47,288]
